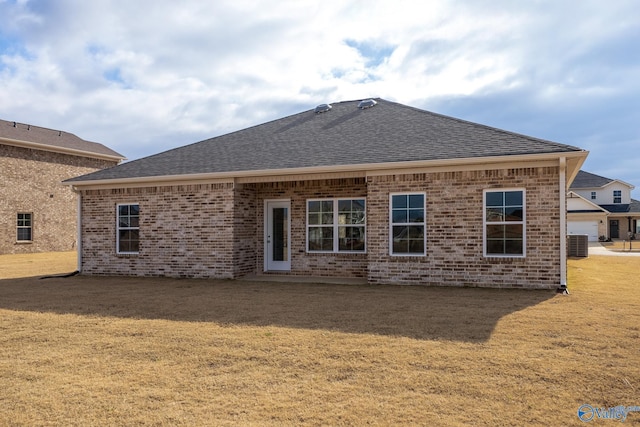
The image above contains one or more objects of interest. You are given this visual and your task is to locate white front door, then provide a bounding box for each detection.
[265,200,291,271]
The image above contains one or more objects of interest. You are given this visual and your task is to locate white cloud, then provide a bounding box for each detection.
[0,0,639,196]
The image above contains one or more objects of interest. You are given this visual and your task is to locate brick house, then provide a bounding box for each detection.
[1,120,124,254]
[65,99,588,289]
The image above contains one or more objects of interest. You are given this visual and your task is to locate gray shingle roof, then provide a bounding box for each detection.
[0,119,124,160]
[601,200,640,214]
[600,204,631,213]
[569,170,614,189]
[66,98,584,183]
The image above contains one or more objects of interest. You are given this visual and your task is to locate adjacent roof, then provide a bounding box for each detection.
[0,119,125,162]
[600,201,640,214]
[570,170,634,189]
[66,98,585,184]
[569,170,639,214]
[599,204,631,213]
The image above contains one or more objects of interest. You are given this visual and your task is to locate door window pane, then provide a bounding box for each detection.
[272,207,288,261]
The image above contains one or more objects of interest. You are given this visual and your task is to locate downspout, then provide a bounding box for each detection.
[71,186,82,273]
[559,157,567,290]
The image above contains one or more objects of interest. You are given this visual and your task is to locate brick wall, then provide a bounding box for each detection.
[78,167,563,288]
[81,183,236,278]
[366,167,561,289]
[79,178,369,279]
[250,178,368,278]
[0,144,118,254]
[233,185,257,277]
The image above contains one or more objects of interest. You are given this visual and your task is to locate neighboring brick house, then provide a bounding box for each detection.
[567,170,640,241]
[1,120,124,254]
[65,99,588,289]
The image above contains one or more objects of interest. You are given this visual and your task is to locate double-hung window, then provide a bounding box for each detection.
[484,189,525,257]
[117,204,140,254]
[307,198,366,252]
[591,191,597,200]
[17,213,32,242]
[613,190,622,204]
[390,193,426,256]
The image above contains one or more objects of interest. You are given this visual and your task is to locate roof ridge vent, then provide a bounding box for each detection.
[315,103,332,114]
[358,99,377,109]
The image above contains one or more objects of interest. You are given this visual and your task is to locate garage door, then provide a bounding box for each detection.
[568,221,599,241]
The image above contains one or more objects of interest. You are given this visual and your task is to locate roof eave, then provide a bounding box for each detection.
[65,150,588,188]
[608,179,635,190]
[1,137,126,162]
[571,177,635,191]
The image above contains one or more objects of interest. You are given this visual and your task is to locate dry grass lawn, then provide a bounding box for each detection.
[0,252,638,426]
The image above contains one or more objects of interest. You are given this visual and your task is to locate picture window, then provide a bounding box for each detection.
[307,199,365,253]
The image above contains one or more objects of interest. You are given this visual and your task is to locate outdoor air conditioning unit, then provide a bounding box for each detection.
[567,234,589,258]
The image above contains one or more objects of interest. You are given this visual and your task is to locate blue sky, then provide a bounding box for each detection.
[1,0,639,197]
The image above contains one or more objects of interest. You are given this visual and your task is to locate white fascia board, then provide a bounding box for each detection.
[601,179,636,191]
[566,154,588,188]
[65,150,588,189]
[1,137,125,162]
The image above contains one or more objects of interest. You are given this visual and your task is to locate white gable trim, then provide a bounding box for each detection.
[567,191,608,212]
[66,151,588,189]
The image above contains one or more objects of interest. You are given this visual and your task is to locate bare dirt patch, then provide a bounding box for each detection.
[0,252,638,425]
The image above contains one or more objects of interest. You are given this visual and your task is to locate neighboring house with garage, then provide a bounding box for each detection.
[1,119,125,254]
[65,98,588,289]
[567,170,640,241]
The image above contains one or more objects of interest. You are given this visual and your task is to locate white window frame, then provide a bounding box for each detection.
[16,212,33,242]
[116,203,140,254]
[389,192,427,256]
[306,198,366,253]
[483,188,526,258]
[591,191,597,200]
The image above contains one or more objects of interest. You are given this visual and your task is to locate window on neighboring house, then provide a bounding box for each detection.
[613,190,622,204]
[484,190,525,257]
[307,198,365,252]
[591,192,597,200]
[17,213,32,242]
[117,204,140,254]
[390,193,426,255]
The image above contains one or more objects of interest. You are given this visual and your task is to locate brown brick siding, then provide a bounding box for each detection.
[0,144,118,254]
[81,183,236,278]
[78,166,563,288]
[233,185,257,277]
[80,179,369,278]
[250,178,368,278]
[367,167,561,288]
